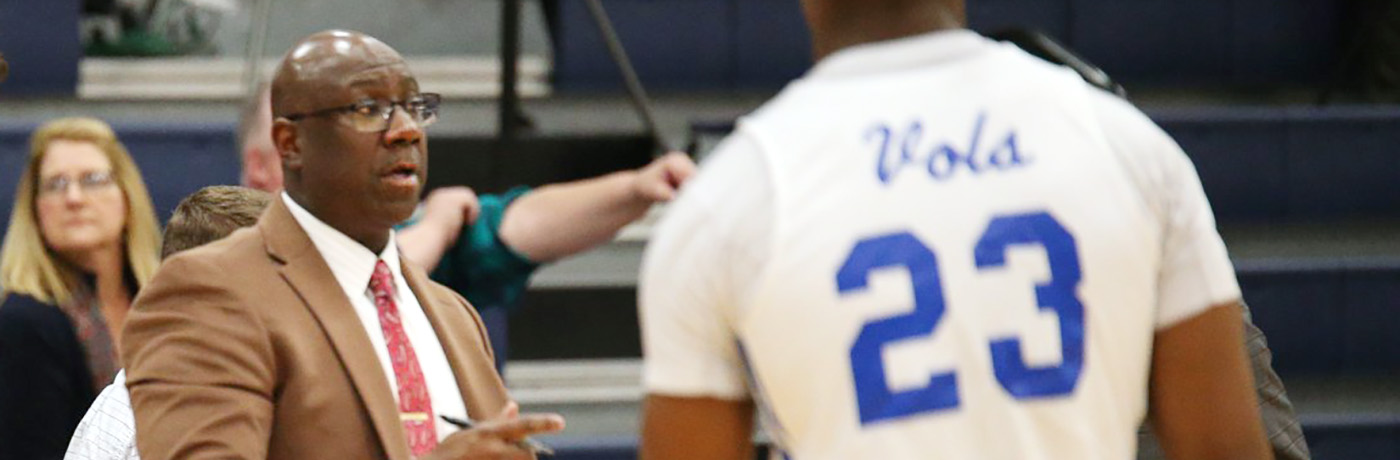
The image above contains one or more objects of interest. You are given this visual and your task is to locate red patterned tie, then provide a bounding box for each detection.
[369,260,438,457]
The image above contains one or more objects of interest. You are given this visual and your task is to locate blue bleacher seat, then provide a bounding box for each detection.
[0,0,82,96]
[733,0,812,88]
[1302,414,1400,459]
[1154,106,1400,223]
[552,0,735,90]
[1073,1,1234,86]
[550,0,1345,89]
[1237,260,1400,376]
[967,0,1073,44]
[1229,0,1341,86]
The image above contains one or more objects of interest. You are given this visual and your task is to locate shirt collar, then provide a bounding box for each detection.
[805,29,992,81]
[281,192,404,295]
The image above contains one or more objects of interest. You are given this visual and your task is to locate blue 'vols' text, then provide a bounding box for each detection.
[867,112,1030,184]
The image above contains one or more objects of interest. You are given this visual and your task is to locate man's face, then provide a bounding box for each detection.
[289,57,428,236]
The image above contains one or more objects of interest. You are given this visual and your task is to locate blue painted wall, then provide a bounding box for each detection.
[0,0,81,96]
[553,0,1345,90]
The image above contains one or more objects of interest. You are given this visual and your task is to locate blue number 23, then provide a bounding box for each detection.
[837,211,1085,425]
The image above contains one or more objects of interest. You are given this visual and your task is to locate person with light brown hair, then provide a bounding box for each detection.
[158,185,272,259]
[0,116,160,460]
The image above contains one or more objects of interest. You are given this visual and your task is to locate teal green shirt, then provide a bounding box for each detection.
[402,187,540,310]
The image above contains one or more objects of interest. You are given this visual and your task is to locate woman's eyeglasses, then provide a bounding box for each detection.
[38,171,116,197]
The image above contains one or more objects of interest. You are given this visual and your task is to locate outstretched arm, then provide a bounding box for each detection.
[499,152,696,262]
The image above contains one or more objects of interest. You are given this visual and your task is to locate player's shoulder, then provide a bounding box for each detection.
[653,125,777,254]
[1082,89,1193,174]
[1086,90,1170,141]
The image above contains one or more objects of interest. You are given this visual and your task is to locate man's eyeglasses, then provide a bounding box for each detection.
[282,93,441,133]
[38,171,116,197]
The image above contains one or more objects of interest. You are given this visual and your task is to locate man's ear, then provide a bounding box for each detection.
[272,119,302,171]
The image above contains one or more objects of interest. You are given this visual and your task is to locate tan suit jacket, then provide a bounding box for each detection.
[122,199,509,460]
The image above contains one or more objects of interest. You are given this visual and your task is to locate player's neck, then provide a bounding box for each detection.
[810,8,965,61]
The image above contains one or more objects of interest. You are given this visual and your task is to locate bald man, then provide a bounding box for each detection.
[122,31,562,460]
[236,75,696,373]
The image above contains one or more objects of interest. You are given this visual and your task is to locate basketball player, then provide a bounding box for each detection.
[636,0,1271,459]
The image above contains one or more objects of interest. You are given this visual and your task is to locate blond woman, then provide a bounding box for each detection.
[0,117,159,460]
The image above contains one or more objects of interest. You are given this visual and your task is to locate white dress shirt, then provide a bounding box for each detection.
[282,193,470,442]
[66,371,138,460]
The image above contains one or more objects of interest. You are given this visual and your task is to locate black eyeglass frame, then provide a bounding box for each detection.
[280,93,443,128]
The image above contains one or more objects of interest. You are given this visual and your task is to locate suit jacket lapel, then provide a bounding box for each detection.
[401,260,505,420]
[260,199,412,460]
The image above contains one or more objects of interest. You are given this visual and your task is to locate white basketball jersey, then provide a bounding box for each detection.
[640,30,1240,460]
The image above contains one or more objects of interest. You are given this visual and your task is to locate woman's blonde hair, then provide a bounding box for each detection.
[0,117,161,304]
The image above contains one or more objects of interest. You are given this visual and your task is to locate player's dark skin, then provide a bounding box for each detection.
[269,30,564,459]
[639,1,1272,460]
[800,0,964,61]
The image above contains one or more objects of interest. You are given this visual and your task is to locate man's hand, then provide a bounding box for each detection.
[421,186,482,242]
[399,186,481,271]
[425,403,565,460]
[632,152,697,202]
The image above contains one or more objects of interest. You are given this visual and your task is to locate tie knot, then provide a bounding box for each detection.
[369,259,395,296]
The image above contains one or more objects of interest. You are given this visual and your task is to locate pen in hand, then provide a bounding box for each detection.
[439,414,556,456]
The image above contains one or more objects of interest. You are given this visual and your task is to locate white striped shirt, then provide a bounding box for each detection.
[65,370,139,460]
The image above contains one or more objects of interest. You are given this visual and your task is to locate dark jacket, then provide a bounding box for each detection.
[0,293,97,460]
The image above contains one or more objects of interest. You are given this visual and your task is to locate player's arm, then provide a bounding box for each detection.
[1092,93,1273,459]
[1148,301,1271,460]
[637,135,769,460]
[499,152,695,262]
[641,395,754,460]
